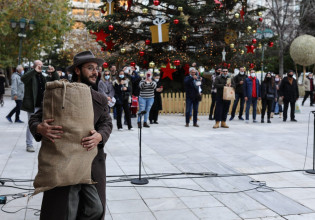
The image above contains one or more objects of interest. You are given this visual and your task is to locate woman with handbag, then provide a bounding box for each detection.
[113,70,133,131]
[261,73,277,123]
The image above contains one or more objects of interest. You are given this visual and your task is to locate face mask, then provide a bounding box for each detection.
[105,75,110,80]
[155,79,159,82]
[251,73,256,78]
[119,75,125,79]
[216,71,220,75]
[267,77,271,80]
[240,72,244,75]
[62,72,65,76]
[21,70,24,75]
[275,78,280,82]
[288,74,293,78]
[222,74,227,78]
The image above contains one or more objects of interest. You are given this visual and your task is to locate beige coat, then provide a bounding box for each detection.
[304,77,315,92]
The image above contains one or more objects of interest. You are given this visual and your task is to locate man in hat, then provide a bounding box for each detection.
[29,51,113,220]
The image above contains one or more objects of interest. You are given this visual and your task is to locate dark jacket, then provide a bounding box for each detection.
[21,69,59,113]
[279,77,299,101]
[232,73,247,94]
[151,80,163,111]
[0,74,5,95]
[113,79,131,105]
[261,81,277,100]
[214,75,230,99]
[244,77,261,99]
[184,75,200,101]
[29,88,113,220]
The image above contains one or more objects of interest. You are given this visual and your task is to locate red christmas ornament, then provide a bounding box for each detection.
[252,38,257,44]
[108,25,114,31]
[228,64,231,68]
[268,42,274,47]
[258,17,263,22]
[103,62,109,68]
[173,19,179,24]
[143,60,148,65]
[161,62,176,80]
[130,62,136,67]
[223,62,228,67]
[184,64,190,75]
[173,60,181,66]
[153,0,160,6]
[139,51,145,57]
[101,9,105,14]
[145,40,151,45]
[101,47,105,52]
[245,45,256,54]
[250,63,255,69]
[89,30,94,34]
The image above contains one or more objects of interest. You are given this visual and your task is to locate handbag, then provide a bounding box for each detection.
[266,93,275,100]
[223,86,235,101]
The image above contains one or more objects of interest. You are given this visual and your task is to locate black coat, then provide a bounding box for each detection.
[113,79,131,105]
[214,75,229,99]
[29,89,113,220]
[151,80,163,111]
[0,75,5,95]
[279,77,299,101]
[184,76,200,101]
[261,81,277,100]
[232,74,247,94]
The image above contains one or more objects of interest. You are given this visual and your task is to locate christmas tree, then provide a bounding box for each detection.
[85,0,266,92]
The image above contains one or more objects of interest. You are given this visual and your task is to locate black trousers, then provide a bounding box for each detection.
[7,100,22,121]
[261,99,273,119]
[302,91,314,105]
[209,92,216,118]
[116,101,132,129]
[283,99,296,120]
[214,97,231,122]
[149,109,159,122]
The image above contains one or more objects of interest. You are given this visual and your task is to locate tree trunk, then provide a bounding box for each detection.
[278,38,284,76]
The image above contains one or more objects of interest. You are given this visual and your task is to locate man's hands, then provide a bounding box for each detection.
[81,130,102,151]
[13,95,17,100]
[47,65,55,73]
[245,97,248,101]
[36,119,63,143]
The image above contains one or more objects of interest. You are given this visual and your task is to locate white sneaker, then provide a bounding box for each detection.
[245,120,249,123]
[129,128,134,131]
[26,146,35,152]
[118,128,123,131]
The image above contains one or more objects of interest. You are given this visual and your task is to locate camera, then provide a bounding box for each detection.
[41,66,49,73]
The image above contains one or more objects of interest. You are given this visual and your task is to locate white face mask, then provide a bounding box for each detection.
[240,72,244,75]
[251,73,256,78]
[155,79,159,82]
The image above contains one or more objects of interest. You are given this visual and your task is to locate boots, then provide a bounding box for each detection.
[279,112,282,118]
[143,122,150,128]
[221,121,229,128]
[213,121,220,129]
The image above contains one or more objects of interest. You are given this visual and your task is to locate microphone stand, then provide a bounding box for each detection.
[131,111,149,185]
[306,111,315,174]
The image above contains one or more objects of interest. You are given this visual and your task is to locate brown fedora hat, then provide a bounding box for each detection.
[67,51,104,73]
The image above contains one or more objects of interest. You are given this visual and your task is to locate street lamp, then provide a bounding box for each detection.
[256,27,274,82]
[10,18,35,65]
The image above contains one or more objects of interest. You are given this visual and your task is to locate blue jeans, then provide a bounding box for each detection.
[245,98,258,120]
[138,97,154,123]
[185,98,199,124]
[230,93,245,118]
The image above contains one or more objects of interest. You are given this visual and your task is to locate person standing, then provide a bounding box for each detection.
[21,60,59,152]
[260,72,277,123]
[279,70,299,122]
[244,69,261,123]
[209,67,221,120]
[213,68,232,129]
[109,64,117,80]
[229,67,247,121]
[29,50,112,220]
[138,71,157,128]
[302,72,314,106]
[98,70,115,104]
[271,74,283,118]
[149,73,163,124]
[184,67,202,127]
[6,65,25,123]
[0,69,5,107]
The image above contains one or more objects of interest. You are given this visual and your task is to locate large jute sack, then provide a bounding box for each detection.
[33,80,96,195]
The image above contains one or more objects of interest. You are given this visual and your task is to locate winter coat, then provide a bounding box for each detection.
[232,73,247,94]
[214,75,231,99]
[279,77,299,101]
[304,77,315,92]
[244,77,261,99]
[113,78,131,105]
[28,88,113,220]
[98,79,115,98]
[11,72,24,100]
[151,80,163,111]
[21,69,59,113]
[0,74,5,95]
[261,81,277,100]
[184,75,200,101]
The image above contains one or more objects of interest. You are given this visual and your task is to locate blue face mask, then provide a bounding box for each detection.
[119,75,124,79]
[105,75,110,80]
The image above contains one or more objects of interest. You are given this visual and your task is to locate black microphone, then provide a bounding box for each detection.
[138,111,146,116]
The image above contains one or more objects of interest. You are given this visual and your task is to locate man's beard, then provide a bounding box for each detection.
[80,72,97,86]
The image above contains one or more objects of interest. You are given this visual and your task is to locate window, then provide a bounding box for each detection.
[72,22,85,30]
[72,8,85,15]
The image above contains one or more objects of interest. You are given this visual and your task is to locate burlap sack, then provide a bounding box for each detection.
[223,86,235,100]
[33,80,96,195]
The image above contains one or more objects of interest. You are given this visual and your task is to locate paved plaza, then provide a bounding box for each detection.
[1,92,315,220]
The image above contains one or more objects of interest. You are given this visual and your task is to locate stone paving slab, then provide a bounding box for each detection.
[1,94,315,219]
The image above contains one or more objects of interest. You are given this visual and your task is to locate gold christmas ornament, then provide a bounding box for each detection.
[258,12,263,16]
[121,48,126,53]
[235,13,240,19]
[142,8,148,14]
[258,43,262,49]
[230,43,234,48]
[247,26,252,31]
[182,35,187,41]
[252,29,257,34]
[149,61,155,68]
[178,7,183,12]
[241,50,244,55]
